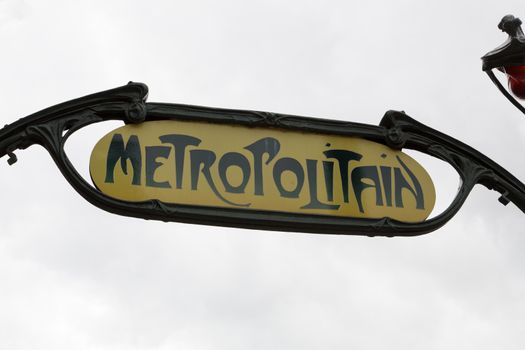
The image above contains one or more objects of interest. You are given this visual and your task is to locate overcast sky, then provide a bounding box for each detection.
[1,0,525,349]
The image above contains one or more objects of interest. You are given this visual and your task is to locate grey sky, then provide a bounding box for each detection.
[1,0,525,349]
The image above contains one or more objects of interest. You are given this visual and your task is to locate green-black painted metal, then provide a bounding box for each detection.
[0,81,523,237]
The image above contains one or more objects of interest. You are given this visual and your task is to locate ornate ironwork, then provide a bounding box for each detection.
[1,82,523,236]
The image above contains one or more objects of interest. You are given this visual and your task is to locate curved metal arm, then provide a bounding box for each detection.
[0,82,149,161]
[0,83,523,237]
[380,110,525,213]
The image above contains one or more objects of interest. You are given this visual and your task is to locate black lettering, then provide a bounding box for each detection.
[219,152,251,193]
[272,157,304,198]
[324,150,362,203]
[159,134,201,189]
[380,166,393,207]
[190,149,249,207]
[244,138,280,195]
[105,133,142,185]
[351,166,383,213]
[322,161,335,202]
[394,156,424,209]
[301,160,340,210]
[145,146,172,188]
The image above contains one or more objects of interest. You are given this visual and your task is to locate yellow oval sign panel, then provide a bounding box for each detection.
[90,120,435,223]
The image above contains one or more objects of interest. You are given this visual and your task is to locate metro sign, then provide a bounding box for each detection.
[90,120,435,223]
[0,83,523,236]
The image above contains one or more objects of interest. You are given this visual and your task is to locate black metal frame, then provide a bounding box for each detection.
[0,82,523,237]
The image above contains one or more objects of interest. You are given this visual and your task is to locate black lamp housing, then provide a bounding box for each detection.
[482,15,525,114]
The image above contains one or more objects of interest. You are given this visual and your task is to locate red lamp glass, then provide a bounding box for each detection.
[504,65,525,100]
